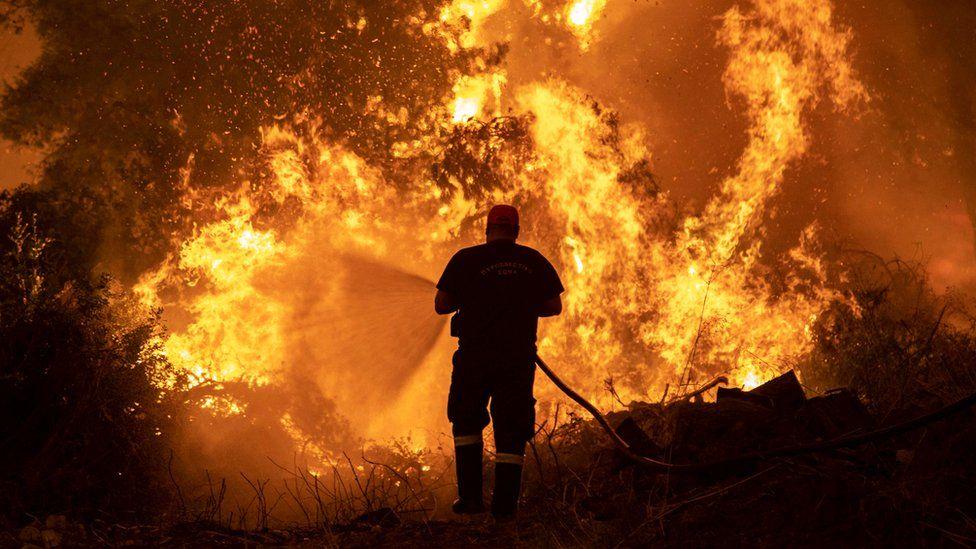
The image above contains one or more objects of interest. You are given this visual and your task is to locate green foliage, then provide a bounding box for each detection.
[0,189,187,519]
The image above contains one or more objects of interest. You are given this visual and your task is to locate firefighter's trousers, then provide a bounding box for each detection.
[447,346,536,456]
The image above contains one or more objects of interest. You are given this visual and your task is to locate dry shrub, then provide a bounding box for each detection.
[0,189,187,521]
[802,253,976,409]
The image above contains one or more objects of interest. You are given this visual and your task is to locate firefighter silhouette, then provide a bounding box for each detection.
[435,204,564,518]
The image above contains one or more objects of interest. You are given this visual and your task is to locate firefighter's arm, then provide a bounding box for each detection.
[538,295,562,317]
[434,289,459,315]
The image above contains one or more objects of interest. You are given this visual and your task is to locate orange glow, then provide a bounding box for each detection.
[136,0,868,463]
[566,0,606,48]
[451,71,507,122]
[439,0,507,49]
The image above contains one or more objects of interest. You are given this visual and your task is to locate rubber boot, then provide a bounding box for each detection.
[452,441,485,514]
[490,459,523,519]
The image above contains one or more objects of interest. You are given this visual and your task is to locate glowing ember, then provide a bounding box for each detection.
[440,0,507,49]
[135,0,868,461]
[565,0,606,48]
[568,0,603,27]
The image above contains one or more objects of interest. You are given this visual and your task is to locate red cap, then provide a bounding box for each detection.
[487,204,519,227]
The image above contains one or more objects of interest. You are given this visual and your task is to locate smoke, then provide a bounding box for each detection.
[475,0,976,291]
[819,0,976,291]
[0,23,40,189]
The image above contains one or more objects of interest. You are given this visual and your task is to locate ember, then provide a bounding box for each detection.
[1,0,974,544]
[132,0,870,460]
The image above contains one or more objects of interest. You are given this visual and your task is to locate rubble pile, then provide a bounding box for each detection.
[613,371,875,467]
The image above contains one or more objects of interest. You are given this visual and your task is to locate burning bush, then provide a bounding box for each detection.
[0,189,187,520]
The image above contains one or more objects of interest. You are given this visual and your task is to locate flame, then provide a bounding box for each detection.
[136,0,868,462]
[640,0,866,386]
[451,71,507,123]
[566,0,606,48]
[511,80,657,396]
[439,0,507,50]
[149,188,288,386]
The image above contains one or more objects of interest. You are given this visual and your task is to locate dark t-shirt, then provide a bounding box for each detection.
[437,240,564,351]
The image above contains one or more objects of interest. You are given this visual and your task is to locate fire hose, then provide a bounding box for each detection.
[534,354,976,473]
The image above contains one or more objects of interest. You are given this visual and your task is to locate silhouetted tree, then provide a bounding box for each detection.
[0,188,186,519]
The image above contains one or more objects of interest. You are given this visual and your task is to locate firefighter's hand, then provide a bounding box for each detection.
[434,289,459,314]
[538,295,562,317]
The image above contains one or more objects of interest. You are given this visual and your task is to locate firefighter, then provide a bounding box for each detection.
[434,204,564,519]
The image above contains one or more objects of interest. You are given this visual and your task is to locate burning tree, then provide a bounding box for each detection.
[0,0,872,477]
[1,0,975,542]
[0,0,488,275]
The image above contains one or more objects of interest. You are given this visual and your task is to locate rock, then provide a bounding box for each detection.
[19,525,41,543]
[613,416,661,457]
[716,387,774,408]
[40,529,61,548]
[44,516,68,530]
[666,398,778,463]
[748,370,806,412]
[797,389,873,439]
